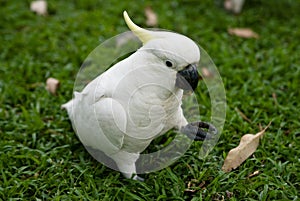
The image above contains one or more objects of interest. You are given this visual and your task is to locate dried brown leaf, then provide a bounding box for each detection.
[201,67,214,78]
[222,122,271,172]
[144,6,158,27]
[46,77,60,95]
[30,0,47,16]
[224,0,245,14]
[228,28,259,39]
[224,0,233,11]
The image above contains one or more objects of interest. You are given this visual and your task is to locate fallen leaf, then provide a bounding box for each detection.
[224,0,233,11]
[144,6,158,27]
[222,122,271,172]
[224,0,245,14]
[30,0,47,16]
[228,28,259,39]
[201,67,214,78]
[46,77,60,95]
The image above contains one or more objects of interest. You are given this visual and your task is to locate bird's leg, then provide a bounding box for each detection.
[132,174,145,181]
[110,151,145,181]
[180,121,218,141]
[119,166,144,181]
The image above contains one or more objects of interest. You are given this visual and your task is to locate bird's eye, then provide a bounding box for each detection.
[165,60,173,67]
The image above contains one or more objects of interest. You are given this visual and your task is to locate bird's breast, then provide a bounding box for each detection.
[99,62,183,139]
[122,85,183,139]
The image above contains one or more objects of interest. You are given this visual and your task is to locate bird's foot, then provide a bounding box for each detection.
[132,174,145,182]
[135,175,145,182]
[180,121,218,141]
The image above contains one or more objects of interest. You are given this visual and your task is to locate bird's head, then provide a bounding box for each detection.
[124,11,200,91]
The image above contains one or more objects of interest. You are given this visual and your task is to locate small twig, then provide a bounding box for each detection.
[247,170,260,178]
[235,107,252,123]
[272,92,279,106]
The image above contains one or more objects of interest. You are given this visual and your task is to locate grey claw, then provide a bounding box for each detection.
[180,121,218,141]
[133,175,145,182]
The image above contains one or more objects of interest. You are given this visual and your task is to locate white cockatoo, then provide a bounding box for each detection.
[62,11,217,180]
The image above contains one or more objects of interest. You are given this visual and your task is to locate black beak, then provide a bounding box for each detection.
[175,64,200,91]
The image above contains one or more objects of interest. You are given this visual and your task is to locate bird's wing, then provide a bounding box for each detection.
[63,76,127,155]
[93,96,127,150]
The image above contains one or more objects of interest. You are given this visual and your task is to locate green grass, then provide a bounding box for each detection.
[1,0,299,200]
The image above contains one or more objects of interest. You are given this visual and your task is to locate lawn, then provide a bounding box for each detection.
[0,0,299,200]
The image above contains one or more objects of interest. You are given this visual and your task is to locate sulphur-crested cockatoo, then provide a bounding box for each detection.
[62,11,217,180]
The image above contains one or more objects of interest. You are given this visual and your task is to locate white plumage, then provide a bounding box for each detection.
[62,11,202,180]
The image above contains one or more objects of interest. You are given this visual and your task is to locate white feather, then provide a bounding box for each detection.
[63,12,200,178]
